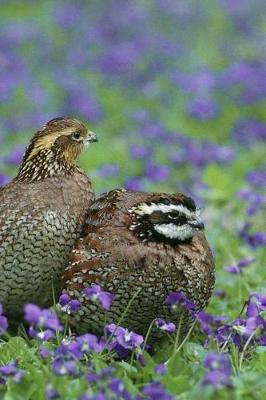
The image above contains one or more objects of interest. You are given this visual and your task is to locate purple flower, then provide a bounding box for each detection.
[55,4,82,28]
[84,284,115,311]
[214,289,226,298]
[59,294,81,313]
[67,90,103,123]
[24,304,42,325]
[249,293,266,312]
[215,294,266,348]
[138,120,166,141]
[141,382,175,400]
[130,144,152,160]
[225,257,256,274]
[170,139,234,168]
[46,384,60,399]
[174,70,216,94]
[76,333,106,354]
[247,169,266,188]
[239,223,266,249]
[4,146,24,166]
[155,318,176,333]
[233,119,266,146]
[106,323,144,350]
[187,97,219,120]
[24,304,63,340]
[165,291,197,312]
[39,346,51,359]
[0,173,10,186]
[105,323,143,358]
[98,164,121,178]
[52,356,79,377]
[109,378,130,399]
[100,42,139,75]
[0,304,8,336]
[0,361,26,384]
[202,353,233,388]
[197,311,227,337]
[29,327,55,341]
[202,369,233,389]
[238,189,265,216]
[124,176,144,191]
[145,162,171,182]
[80,394,108,400]
[155,363,167,375]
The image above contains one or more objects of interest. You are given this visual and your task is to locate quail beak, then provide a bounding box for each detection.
[85,130,98,144]
[188,217,205,230]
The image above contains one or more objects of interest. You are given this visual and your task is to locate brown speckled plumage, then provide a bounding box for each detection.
[63,188,215,338]
[0,117,97,319]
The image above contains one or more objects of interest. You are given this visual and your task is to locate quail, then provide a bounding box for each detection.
[62,188,215,337]
[0,117,97,320]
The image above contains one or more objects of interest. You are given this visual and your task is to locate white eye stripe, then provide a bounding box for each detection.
[131,202,199,219]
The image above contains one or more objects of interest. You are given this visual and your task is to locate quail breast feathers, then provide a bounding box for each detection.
[0,117,97,320]
[62,188,215,338]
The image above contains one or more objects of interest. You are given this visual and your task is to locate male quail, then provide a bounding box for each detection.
[63,188,215,337]
[0,117,97,320]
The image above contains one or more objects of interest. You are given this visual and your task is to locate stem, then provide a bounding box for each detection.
[165,318,197,366]
[143,319,156,350]
[106,288,142,346]
[174,312,184,351]
[220,331,233,352]
[220,301,248,353]
[239,331,256,371]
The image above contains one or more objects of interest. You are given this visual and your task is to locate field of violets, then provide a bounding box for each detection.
[0,1,265,399]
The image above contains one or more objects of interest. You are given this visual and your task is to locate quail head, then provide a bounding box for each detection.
[0,117,97,321]
[62,188,215,338]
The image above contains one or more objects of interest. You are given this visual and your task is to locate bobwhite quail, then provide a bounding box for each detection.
[0,117,97,320]
[63,188,215,337]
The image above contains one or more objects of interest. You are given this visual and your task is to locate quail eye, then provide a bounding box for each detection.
[167,211,180,219]
[72,131,82,141]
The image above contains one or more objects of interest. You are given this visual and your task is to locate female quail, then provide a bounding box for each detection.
[0,117,97,320]
[62,188,215,337]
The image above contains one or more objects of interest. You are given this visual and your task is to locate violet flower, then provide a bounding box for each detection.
[4,146,24,166]
[187,97,219,120]
[166,291,198,312]
[0,361,26,384]
[52,355,79,377]
[239,223,266,249]
[59,293,81,313]
[202,352,233,389]
[124,176,144,191]
[46,384,60,399]
[109,378,131,399]
[247,168,266,188]
[105,323,144,358]
[76,333,106,354]
[24,304,63,341]
[141,381,175,400]
[156,363,167,375]
[197,311,227,337]
[84,284,115,311]
[155,318,176,333]
[145,161,171,182]
[233,118,266,146]
[98,164,121,178]
[225,257,256,274]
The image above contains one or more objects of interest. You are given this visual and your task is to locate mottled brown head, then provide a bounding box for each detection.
[17,117,98,182]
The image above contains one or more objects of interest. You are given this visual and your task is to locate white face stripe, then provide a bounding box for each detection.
[154,223,195,240]
[131,202,200,219]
